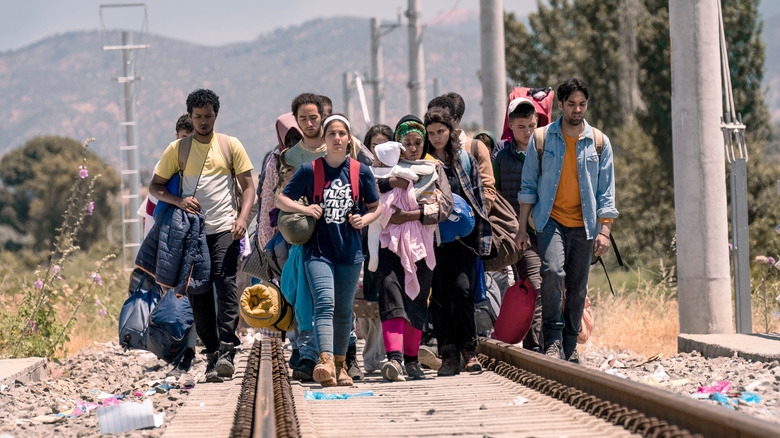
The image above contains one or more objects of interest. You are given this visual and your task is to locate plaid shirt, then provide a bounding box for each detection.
[454,152,492,257]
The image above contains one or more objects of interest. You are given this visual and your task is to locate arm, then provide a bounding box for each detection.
[149,174,201,215]
[231,170,256,240]
[594,135,618,257]
[474,140,496,212]
[514,203,534,250]
[349,200,381,229]
[276,193,322,218]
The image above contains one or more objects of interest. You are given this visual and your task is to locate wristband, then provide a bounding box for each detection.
[599,232,610,239]
[419,206,424,222]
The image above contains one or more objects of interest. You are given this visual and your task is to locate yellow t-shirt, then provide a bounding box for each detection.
[550,132,584,227]
[156,134,254,235]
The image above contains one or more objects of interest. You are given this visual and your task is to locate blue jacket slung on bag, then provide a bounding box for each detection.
[136,204,211,295]
[281,244,313,331]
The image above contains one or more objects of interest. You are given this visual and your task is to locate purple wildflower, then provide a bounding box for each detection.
[78,165,88,179]
[90,272,103,286]
[34,280,43,289]
[94,298,101,307]
[728,243,733,251]
[52,265,61,274]
[99,309,107,316]
[86,201,94,216]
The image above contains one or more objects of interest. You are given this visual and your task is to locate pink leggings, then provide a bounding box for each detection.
[381,317,422,356]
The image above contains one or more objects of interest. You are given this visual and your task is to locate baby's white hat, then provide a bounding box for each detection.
[374,141,405,167]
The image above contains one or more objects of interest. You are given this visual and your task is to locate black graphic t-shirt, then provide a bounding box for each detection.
[283,157,379,265]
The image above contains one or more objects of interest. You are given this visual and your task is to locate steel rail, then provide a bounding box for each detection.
[478,337,780,438]
[252,338,276,438]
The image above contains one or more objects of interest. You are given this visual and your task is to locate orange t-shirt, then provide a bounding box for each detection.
[550,132,584,227]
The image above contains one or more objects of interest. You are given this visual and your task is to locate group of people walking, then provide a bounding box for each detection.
[146,76,617,387]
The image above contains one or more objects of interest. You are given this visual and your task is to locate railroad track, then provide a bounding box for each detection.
[229,337,780,437]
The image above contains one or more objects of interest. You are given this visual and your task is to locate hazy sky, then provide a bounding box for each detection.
[0,0,539,52]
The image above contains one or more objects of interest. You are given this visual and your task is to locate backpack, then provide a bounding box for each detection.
[501,86,555,141]
[178,133,244,211]
[492,277,538,344]
[437,193,475,243]
[312,157,360,204]
[463,139,521,271]
[118,268,194,363]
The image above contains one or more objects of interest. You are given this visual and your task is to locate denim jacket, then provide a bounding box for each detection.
[518,118,618,240]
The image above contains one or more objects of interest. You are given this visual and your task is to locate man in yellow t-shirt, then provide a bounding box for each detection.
[150,89,255,383]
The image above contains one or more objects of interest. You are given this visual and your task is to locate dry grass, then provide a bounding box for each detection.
[589,289,679,358]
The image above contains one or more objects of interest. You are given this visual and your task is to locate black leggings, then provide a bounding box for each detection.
[430,241,477,351]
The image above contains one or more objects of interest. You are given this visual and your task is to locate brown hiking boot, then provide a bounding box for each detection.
[437,354,460,377]
[462,349,482,372]
[334,355,354,386]
[312,352,337,387]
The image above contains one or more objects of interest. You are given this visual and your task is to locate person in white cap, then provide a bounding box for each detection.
[493,97,544,352]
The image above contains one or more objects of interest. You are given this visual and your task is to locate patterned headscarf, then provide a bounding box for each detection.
[394,118,426,143]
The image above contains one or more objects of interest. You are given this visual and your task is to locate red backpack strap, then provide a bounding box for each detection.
[349,157,360,203]
[313,157,325,203]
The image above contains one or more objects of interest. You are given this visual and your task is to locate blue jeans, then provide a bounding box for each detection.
[304,259,362,356]
[537,218,594,357]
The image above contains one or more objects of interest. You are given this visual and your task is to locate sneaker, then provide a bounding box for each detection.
[205,351,223,383]
[462,349,482,372]
[289,349,301,369]
[567,350,580,364]
[167,348,195,378]
[418,345,442,371]
[437,354,460,377]
[345,344,364,381]
[292,358,316,381]
[404,361,426,380]
[381,359,406,382]
[215,342,236,378]
[544,341,565,360]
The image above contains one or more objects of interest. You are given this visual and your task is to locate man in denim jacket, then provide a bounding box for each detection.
[514,78,618,362]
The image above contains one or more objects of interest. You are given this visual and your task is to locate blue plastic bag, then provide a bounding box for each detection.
[304,391,373,400]
[118,268,160,350]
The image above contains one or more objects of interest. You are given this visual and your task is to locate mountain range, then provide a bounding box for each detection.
[0,15,485,173]
[1,12,778,174]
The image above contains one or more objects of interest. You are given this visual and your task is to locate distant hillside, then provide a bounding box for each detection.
[0,15,485,173]
[764,13,780,122]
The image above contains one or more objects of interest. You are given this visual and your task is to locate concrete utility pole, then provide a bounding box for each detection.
[480,0,507,137]
[669,0,733,335]
[617,0,642,123]
[407,0,426,117]
[343,71,353,121]
[369,14,401,125]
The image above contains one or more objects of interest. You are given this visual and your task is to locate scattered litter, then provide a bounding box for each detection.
[0,385,8,392]
[600,355,626,371]
[643,376,664,386]
[304,390,374,400]
[710,392,736,410]
[155,383,172,394]
[739,391,762,405]
[604,369,627,379]
[511,396,529,406]
[97,398,162,434]
[633,354,663,368]
[200,402,206,411]
[669,379,690,386]
[50,369,64,379]
[648,365,670,382]
[691,392,711,399]
[143,389,156,397]
[96,391,115,400]
[696,381,730,394]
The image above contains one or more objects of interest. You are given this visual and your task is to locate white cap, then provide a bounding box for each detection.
[507,97,535,116]
[374,141,405,167]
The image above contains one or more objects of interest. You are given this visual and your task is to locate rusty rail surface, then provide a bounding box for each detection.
[478,338,780,438]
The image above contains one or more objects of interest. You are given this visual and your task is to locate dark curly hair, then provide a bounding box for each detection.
[186,89,220,115]
[291,93,324,118]
[423,108,460,168]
